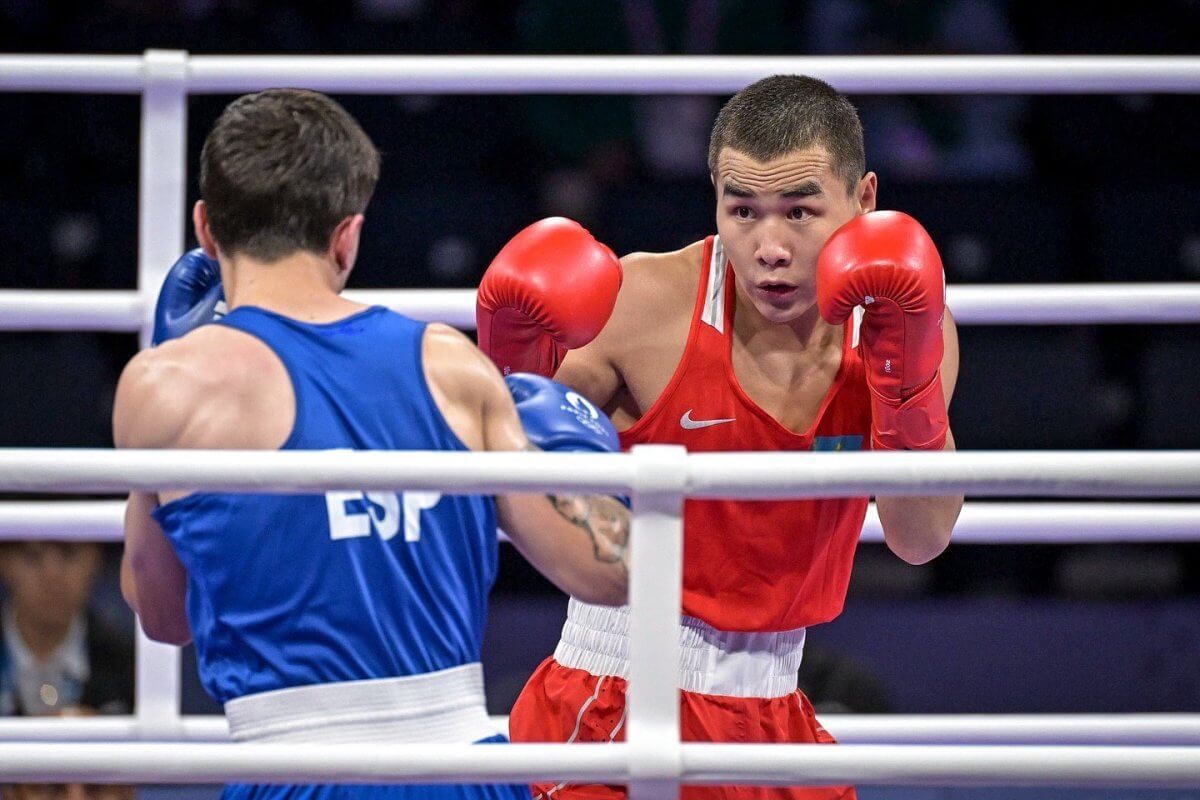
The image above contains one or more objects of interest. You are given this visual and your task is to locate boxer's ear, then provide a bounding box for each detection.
[330,214,365,285]
[855,172,878,215]
[193,201,219,258]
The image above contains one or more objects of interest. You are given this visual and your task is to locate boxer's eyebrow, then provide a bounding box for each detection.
[722,180,823,198]
[781,181,823,198]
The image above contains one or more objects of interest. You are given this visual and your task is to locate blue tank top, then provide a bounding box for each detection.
[152,306,498,704]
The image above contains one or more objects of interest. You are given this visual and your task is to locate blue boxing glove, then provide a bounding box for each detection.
[505,373,620,453]
[151,248,225,345]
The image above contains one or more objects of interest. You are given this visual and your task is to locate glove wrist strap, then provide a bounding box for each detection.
[870,372,948,451]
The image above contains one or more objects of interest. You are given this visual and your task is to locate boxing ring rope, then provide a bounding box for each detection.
[1,54,1199,94]
[8,499,1200,545]
[3,448,1200,497]
[5,284,1200,332]
[2,742,1200,790]
[1,51,1198,792]
[5,712,1200,747]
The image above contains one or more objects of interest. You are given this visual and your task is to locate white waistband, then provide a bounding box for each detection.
[553,599,805,698]
[224,663,499,743]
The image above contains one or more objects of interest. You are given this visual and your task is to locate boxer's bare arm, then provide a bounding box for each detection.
[424,325,628,604]
[556,243,701,426]
[119,490,189,644]
[114,329,292,643]
[113,346,203,644]
[875,309,964,563]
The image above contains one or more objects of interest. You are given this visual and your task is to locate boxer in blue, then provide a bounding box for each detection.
[114,89,630,800]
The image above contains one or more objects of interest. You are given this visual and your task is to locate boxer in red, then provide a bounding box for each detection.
[478,75,963,800]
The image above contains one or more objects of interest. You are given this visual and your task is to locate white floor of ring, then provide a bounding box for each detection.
[140,786,1200,800]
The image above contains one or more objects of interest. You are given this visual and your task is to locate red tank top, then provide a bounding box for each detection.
[619,236,873,632]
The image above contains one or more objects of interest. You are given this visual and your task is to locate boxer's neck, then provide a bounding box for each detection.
[223,252,363,323]
[733,287,833,353]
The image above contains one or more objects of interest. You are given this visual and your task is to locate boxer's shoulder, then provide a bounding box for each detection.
[114,325,292,450]
[423,323,506,397]
[583,242,703,418]
[611,240,704,330]
[619,240,704,289]
[156,325,285,388]
[420,322,502,450]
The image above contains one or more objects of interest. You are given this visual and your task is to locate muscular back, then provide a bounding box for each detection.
[116,320,511,502]
[114,325,295,505]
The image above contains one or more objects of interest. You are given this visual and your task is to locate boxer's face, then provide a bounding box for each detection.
[714,146,876,324]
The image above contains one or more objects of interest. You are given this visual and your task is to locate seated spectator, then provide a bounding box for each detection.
[0,542,133,716]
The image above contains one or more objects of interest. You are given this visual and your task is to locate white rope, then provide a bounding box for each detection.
[345,289,480,324]
[0,291,145,332]
[822,715,1200,746]
[5,500,1200,544]
[0,449,635,496]
[0,742,624,785]
[684,450,1200,499]
[930,501,1200,544]
[2,448,1200,498]
[0,716,228,742]
[0,742,1197,788]
[184,55,1200,95]
[0,55,143,92]
[0,501,124,541]
[681,744,1200,789]
[3,714,1199,746]
[1,54,1198,94]
[3,284,1200,332]
[948,284,1200,325]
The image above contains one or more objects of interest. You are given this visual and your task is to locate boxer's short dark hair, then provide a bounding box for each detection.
[200,88,380,261]
[707,75,865,193]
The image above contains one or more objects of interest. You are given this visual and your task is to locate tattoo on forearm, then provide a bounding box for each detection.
[547,494,630,573]
[522,443,630,573]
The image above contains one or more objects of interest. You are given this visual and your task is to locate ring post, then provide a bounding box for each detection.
[134,48,189,737]
[138,49,188,349]
[627,445,687,800]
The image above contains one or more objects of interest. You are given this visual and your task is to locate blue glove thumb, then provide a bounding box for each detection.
[505,373,620,453]
[152,248,225,345]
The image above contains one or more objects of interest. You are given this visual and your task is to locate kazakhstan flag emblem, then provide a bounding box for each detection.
[812,435,864,452]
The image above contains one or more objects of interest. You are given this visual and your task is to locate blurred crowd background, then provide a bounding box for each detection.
[0,0,1198,752]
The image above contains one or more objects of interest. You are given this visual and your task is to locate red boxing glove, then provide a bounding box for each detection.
[817,211,948,451]
[476,217,622,377]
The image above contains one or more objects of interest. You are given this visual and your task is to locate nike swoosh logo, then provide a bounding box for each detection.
[680,410,736,430]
